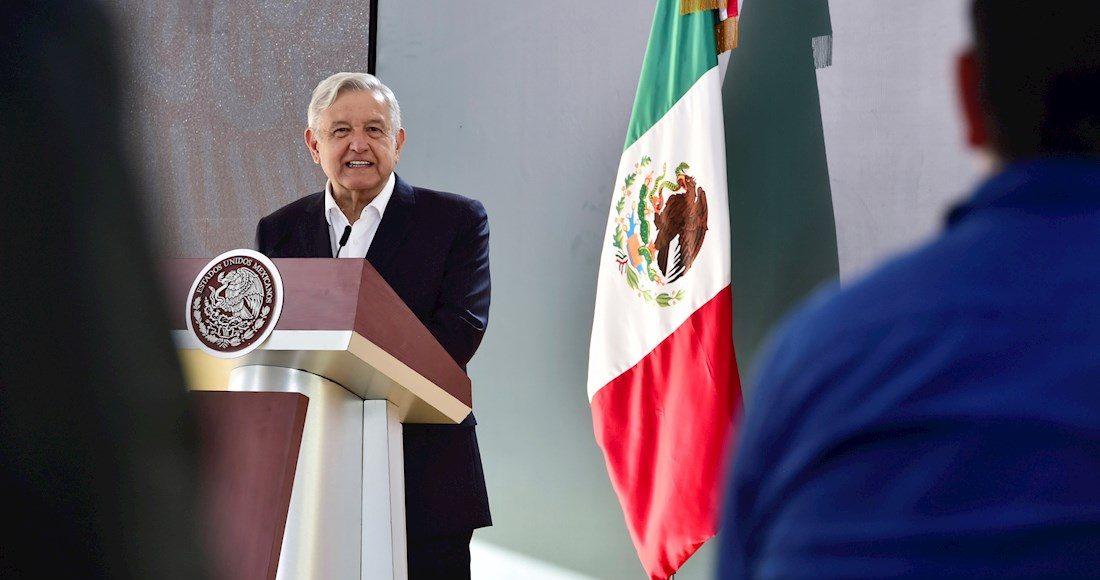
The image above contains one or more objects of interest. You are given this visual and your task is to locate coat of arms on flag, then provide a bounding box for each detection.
[611,157,710,307]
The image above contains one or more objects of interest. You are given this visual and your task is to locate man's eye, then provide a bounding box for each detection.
[367,127,384,135]
[332,128,350,136]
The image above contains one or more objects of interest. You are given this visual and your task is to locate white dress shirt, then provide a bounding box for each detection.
[323,173,396,258]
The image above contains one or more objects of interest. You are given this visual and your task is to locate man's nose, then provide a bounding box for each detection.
[349,130,372,152]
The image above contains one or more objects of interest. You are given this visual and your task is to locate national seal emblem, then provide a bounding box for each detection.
[185,249,284,358]
[610,156,710,307]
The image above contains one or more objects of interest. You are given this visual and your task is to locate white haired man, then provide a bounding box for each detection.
[256,72,491,579]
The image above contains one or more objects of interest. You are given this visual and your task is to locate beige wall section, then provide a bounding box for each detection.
[104,1,374,257]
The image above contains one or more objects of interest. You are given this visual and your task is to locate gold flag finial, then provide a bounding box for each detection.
[680,0,722,16]
[716,16,739,53]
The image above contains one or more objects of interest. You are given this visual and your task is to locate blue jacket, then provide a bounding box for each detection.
[720,158,1100,578]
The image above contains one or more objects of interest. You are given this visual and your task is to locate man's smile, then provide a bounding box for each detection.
[346,160,374,168]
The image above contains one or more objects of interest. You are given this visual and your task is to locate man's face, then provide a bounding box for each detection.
[305,89,405,200]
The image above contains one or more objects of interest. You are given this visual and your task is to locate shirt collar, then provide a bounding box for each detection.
[946,156,1100,227]
[323,172,397,226]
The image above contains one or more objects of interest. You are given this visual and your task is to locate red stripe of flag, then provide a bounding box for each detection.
[591,286,742,579]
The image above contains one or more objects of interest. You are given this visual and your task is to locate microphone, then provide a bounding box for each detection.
[335,225,352,257]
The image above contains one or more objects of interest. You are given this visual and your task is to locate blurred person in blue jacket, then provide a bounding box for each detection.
[719,1,1100,578]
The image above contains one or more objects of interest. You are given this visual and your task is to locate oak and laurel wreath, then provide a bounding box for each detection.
[611,155,687,308]
[192,295,270,348]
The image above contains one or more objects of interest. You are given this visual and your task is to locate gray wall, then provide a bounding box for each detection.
[378,0,841,578]
[377,4,663,577]
[819,0,982,280]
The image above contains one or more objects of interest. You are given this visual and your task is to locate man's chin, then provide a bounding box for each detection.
[331,178,385,200]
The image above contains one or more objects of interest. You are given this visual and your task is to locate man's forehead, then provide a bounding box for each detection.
[325,115,387,126]
[322,90,390,123]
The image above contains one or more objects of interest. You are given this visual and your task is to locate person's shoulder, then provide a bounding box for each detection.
[403,181,488,229]
[753,228,987,396]
[259,191,324,227]
[737,233,982,480]
[782,226,991,350]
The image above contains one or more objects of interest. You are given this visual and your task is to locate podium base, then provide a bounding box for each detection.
[228,365,407,580]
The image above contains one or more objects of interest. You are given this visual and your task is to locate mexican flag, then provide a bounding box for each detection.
[587,1,742,578]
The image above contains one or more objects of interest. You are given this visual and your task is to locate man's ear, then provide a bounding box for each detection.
[394,127,406,159]
[304,127,321,164]
[957,49,989,149]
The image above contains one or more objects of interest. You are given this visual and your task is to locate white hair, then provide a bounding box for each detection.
[306,72,402,133]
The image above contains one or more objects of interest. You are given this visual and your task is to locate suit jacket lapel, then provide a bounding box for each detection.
[367,174,416,271]
[298,191,333,258]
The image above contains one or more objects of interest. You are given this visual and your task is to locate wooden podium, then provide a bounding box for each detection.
[166,258,473,580]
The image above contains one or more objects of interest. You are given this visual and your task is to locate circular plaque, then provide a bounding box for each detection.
[185,249,284,358]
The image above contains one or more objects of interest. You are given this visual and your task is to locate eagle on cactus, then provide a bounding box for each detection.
[654,163,708,284]
[610,158,707,307]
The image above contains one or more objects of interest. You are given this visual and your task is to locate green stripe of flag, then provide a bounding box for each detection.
[624,0,718,150]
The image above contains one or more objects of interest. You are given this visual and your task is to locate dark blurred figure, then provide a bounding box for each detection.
[720,1,1100,578]
[0,2,205,578]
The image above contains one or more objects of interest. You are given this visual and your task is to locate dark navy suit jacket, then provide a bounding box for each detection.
[255,174,492,537]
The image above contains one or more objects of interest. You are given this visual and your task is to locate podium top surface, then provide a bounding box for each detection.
[165,258,472,424]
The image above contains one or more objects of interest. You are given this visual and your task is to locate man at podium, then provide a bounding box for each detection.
[255,72,491,580]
